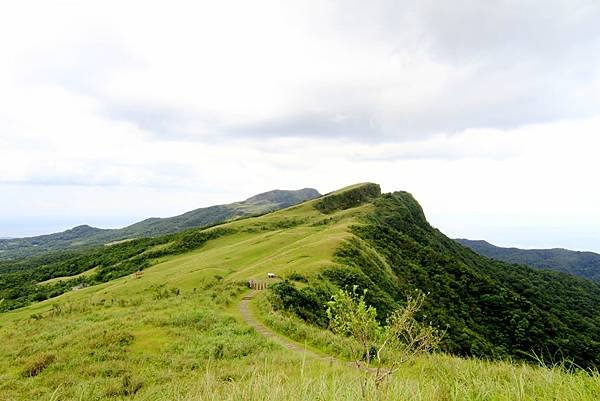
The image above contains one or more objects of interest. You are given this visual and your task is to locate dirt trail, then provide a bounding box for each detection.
[238,291,386,375]
[239,291,336,364]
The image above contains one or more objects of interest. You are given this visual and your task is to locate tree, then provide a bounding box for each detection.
[327,286,441,397]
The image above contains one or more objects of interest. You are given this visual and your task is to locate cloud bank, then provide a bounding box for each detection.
[1,0,600,250]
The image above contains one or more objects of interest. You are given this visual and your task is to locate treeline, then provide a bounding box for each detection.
[315,183,381,214]
[0,228,232,312]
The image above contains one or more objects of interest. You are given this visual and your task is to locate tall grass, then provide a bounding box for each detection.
[1,293,599,400]
[132,354,600,401]
[1,277,599,400]
[251,293,600,401]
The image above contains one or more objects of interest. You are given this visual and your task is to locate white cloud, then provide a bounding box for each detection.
[1,1,600,251]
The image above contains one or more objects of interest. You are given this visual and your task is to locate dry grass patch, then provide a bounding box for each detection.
[21,352,55,377]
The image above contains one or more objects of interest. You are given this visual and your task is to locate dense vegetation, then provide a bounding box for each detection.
[0,188,319,260]
[456,239,600,284]
[314,183,380,214]
[270,190,600,369]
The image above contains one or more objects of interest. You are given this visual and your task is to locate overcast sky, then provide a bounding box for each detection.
[1,1,600,251]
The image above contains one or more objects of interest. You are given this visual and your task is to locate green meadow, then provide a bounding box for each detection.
[1,185,599,400]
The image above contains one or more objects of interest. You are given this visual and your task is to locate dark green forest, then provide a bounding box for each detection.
[456,239,600,284]
[270,190,600,369]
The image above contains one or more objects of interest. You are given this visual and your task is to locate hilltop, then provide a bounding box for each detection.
[0,183,599,400]
[0,188,320,261]
[456,239,600,284]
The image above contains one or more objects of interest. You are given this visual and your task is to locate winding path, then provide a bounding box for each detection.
[239,291,337,364]
[239,291,390,378]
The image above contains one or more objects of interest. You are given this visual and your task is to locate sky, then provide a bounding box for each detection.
[1,0,600,252]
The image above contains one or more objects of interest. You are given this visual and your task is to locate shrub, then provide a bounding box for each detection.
[287,271,308,283]
[327,287,441,395]
[105,373,144,397]
[315,184,381,214]
[269,280,331,327]
[21,353,56,377]
[151,284,180,300]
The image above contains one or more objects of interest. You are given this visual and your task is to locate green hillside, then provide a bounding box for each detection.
[0,188,320,261]
[1,183,599,400]
[456,239,600,284]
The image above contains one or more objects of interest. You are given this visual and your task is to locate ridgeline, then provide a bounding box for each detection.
[1,183,599,400]
[456,238,600,284]
[0,188,320,260]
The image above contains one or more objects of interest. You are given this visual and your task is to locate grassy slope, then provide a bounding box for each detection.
[1,196,365,320]
[35,268,99,286]
[0,188,320,260]
[0,185,599,400]
[0,193,367,399]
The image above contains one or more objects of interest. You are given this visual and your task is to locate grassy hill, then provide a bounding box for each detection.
[0,188,320,261]
[1,183,599,400]
[456,239,600,284]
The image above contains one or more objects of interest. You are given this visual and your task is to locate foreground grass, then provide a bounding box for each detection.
[0,282,266,400]
[1,281,599,400]
[177,354,600,401]
[251,293,600,401]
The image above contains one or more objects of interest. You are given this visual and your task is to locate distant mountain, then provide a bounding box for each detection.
[0,188,320,260]
[456,239,600,284]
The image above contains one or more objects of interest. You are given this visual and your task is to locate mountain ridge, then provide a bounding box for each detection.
[0,188,320,260]
[2,183,600,369]
[456,238,600,284]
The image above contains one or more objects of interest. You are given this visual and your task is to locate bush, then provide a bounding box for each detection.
[21,353,56,377]
[269,280,331,327]
[315,184,381,214]
[105,373,144,397]
[287,271,308,282]
[327,287,441,394]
